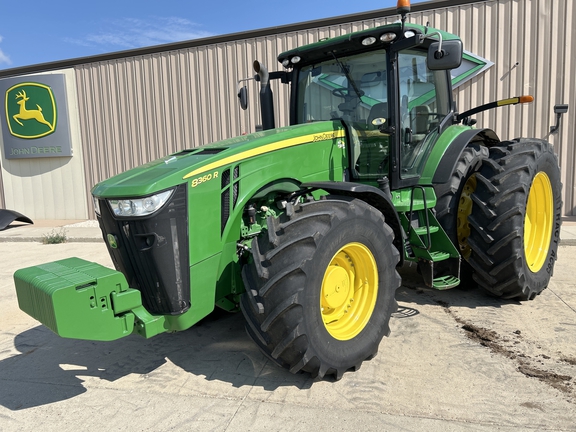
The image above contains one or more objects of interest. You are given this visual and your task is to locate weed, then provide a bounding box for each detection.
[42,228,68,244]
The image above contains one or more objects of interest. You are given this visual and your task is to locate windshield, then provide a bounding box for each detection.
[295,50,388,125]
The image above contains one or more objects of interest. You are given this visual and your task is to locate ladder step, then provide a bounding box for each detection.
[413,225,439,235]
[429,251,451,261]
[432,275,460,290]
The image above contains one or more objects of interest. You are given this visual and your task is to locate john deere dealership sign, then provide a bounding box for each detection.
[6,83,56,138]
[0,74,72,159]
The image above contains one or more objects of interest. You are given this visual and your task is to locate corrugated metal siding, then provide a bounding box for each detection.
[75,0,576,215]
[412,0,575,214]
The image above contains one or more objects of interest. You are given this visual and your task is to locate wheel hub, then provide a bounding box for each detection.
[320,242,378,340]
[524,171,553,272]
[457,174,476,259]
[322,265,351,309]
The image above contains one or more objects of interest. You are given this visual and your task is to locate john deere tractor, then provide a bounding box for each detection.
[14,1,562,380]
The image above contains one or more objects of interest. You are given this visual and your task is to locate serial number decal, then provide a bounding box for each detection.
[191,171,219,188]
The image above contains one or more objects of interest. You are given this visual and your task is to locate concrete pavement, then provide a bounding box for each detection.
[0,221,575,431]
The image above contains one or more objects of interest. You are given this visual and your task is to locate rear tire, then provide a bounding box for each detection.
[434,143,488,285]
[240,196,401,379]
[467,139,562,300]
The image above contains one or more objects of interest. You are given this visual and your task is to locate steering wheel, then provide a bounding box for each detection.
[332,88,349,98]
[332,88,364,98]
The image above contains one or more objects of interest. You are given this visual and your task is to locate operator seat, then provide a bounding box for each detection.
[353,102,389,176]
[411,105,431,141]
[401,104,431,170]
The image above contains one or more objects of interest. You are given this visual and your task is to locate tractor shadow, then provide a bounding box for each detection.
[0,309,311,411]
[395,263,520,310]
[0,264,516,411]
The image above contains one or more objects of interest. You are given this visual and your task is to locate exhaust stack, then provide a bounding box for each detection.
[254,61,275,130]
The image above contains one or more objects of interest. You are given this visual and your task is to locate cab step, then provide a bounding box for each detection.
[429,250,451,262]
[432,275,461,290]
[413,225,439,236]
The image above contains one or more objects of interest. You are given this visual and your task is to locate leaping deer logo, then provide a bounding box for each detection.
[13,89,54,131]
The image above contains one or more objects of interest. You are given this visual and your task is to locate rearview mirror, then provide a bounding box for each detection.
[238,85,248,111]
[427,40,463,70]
[554,104,569,114]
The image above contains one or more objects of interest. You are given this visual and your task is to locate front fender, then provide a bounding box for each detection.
[301,181,404,266]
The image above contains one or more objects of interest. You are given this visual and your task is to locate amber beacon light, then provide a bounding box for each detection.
[397,0,411,14]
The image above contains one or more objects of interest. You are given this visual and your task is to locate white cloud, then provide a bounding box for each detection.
[0,35,12,65]
[66,17,213,50]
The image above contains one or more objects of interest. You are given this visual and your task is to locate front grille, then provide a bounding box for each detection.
[233,166,239,208]
[221,169,231,234]
[96,184,190,315]
[220,166,240,235]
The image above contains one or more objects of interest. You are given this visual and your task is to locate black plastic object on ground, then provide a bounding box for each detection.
[0,209,33,231]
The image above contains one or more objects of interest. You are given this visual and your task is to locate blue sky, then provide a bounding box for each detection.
[0,0,427,70]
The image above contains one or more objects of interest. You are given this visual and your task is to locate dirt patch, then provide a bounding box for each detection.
[459,322,519,359]
[517,364,572,394]
[436,300,575,402]
[560,355,576,366]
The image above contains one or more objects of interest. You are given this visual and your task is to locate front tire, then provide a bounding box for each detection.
[240,196,401,379]
[467,139,562,300]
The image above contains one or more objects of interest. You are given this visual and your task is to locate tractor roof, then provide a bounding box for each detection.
[278,23,460,66]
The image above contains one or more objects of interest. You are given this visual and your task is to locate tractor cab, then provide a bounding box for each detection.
[280,22,463,191]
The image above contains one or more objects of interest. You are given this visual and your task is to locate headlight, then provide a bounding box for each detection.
[361,36,377,46]
[92,196,101,216]
[108,189,174,217]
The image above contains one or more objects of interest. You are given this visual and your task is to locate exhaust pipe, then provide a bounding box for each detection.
[254,60,275,130]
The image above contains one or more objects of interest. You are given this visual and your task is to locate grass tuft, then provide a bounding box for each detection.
[42,228,68,244]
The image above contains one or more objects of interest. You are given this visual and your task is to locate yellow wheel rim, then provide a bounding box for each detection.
[457,174,476,260]
[524,172,553,272]
[320,242,378,340]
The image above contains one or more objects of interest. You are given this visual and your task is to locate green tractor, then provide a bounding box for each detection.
[14,1,562,380]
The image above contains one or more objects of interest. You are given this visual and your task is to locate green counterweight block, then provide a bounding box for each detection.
[14,257,142,341]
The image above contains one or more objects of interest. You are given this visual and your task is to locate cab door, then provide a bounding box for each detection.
[391,47,453,189]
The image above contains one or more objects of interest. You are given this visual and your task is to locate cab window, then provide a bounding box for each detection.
[295,50,390,179]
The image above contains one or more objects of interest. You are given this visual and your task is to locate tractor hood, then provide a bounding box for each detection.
[91,121,345,198]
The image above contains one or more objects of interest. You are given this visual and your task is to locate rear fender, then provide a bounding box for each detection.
[420,127,500,185]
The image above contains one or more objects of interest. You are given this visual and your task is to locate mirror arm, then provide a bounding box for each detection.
[421,31,443,56]
[237,77,254,91]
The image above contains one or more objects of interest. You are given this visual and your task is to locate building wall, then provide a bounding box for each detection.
[0,69,89,219]
[73,0,576,217]
[0,160,5,208]
[1,0,573,218]
[429,0,575,213]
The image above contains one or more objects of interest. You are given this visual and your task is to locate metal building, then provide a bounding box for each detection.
[0,0,574,219]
